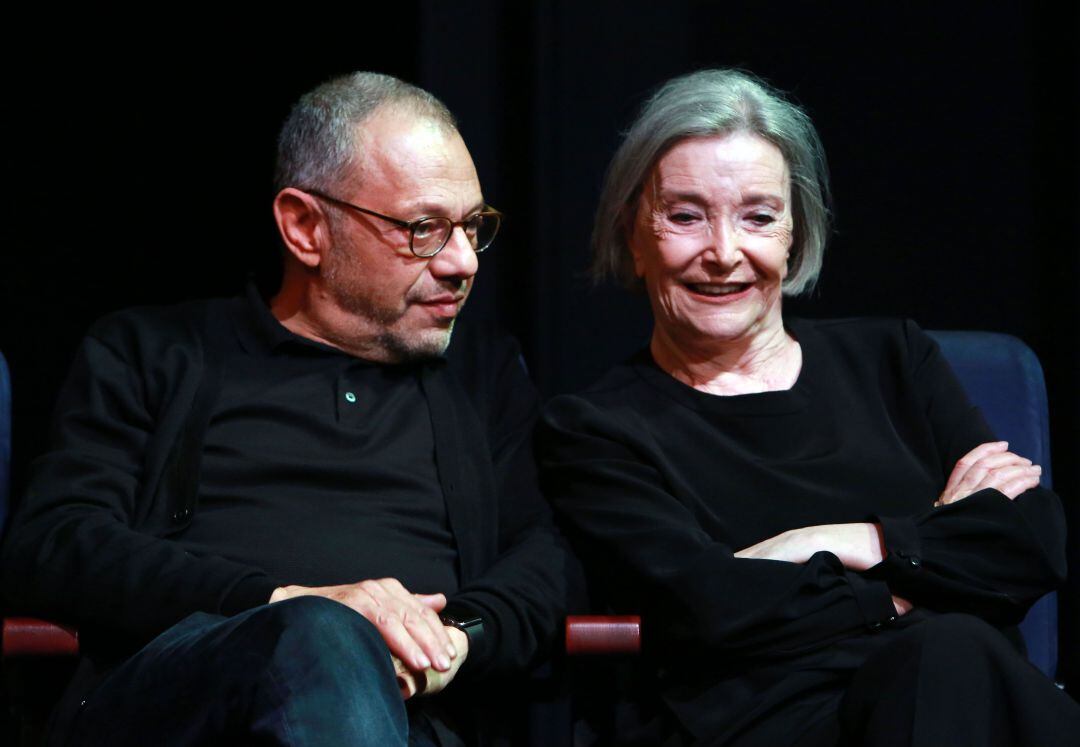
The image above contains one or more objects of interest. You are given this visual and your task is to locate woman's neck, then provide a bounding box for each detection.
[650,321,802,396]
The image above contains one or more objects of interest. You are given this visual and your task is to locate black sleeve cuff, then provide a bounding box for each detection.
[876,514,925,577]
[220,573,280,616]
[442,597,492,677]
[846,574,898,631]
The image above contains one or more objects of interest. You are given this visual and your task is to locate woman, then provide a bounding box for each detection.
[539,69,1078,746]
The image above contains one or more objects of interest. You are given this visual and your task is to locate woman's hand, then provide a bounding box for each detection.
[891,594,913,617]
[735,522,885,571]
[736,525,915,617]
[936,441,1042,507]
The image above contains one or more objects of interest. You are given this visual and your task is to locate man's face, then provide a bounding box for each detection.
[320,108,483,362]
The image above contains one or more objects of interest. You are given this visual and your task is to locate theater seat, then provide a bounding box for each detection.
[0,352,81,659]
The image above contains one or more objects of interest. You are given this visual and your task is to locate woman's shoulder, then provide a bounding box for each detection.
[792,316,931,357]
[543,351,662,431]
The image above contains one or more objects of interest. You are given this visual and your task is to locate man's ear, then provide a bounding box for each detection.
[273,188,329,269]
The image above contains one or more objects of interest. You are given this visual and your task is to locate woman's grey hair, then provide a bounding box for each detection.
[592,69,831,296]
[274,72,458,195]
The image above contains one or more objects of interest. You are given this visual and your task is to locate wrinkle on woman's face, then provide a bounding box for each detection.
[628,132,794,355]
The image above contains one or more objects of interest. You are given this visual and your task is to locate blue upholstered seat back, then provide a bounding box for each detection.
[0,351,11,535]
[929,331,1058,680]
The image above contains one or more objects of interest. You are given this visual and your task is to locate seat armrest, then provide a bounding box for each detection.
[2,617,80,658]
[565,615,641,655]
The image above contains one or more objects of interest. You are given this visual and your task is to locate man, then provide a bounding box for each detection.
[2,72,569,745]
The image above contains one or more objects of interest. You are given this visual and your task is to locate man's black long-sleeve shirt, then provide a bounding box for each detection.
[2,286,570,683]
[181,286,457,594]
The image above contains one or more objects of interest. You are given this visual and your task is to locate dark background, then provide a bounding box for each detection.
[3,2,1077,688]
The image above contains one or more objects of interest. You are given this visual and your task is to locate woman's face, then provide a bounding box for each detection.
[628,132,794,353]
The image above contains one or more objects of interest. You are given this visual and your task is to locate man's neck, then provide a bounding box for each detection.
[269,282,396,363]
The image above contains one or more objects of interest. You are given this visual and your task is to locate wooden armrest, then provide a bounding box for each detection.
[2,617,80,658]
[565,615,641,655]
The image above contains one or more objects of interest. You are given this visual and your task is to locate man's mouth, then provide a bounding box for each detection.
[416,293,466,317]
[683,281,753,297]
[420,294,465,304]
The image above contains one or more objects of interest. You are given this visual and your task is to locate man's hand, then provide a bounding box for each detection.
[269,579,459,673]
[735,522,885,571]
[393,627,470,699]
[936,441,1041,507]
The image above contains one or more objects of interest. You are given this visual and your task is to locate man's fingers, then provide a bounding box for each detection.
[375,612,437,671]
[415,592,447,611]
[393,652,425,699]
[363,580,453,671]
[400,606,454,671]
[265,580,456,674]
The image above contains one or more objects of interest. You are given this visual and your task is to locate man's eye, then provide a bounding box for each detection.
[413,221,438,239]
[463,215,483,236]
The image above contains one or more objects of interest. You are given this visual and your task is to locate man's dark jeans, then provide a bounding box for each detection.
[66,596,437,746]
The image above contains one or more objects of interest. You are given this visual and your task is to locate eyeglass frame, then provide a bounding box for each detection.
[303,188,503,258]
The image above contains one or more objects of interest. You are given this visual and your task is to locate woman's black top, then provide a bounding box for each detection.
[539,317,1066,742]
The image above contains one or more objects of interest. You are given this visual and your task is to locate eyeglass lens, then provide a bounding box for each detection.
[411,214,500,257]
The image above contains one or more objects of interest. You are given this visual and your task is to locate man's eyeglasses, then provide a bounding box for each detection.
[305,189,502,258]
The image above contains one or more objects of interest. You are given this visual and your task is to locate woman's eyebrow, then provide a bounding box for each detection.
[655,188,708,203]
[740,190,786,206]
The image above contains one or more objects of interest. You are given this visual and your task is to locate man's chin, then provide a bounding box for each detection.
[380,322,456,363]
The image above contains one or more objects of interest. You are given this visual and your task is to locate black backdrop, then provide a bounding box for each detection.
[4,2,1077,689]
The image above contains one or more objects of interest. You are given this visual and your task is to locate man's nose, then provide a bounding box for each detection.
[429,225,479,279]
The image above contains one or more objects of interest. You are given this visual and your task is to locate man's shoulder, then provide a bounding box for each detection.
[440,317,538,433]
[443,316,529,387]
[84,296,243,357]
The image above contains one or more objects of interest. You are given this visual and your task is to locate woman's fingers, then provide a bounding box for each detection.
[939,442,1042,506]
[978,464,1042,500]
[952,452,1030,495]
[944,441,1008,495]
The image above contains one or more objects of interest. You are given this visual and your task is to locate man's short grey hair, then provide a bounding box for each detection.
[274,72,458,195]
[592,69,831,296]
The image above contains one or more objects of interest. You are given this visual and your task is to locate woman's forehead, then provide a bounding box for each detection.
[647,133,790,200]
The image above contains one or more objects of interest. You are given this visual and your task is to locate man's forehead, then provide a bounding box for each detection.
[345,108,482,211]
[353,108,464,170]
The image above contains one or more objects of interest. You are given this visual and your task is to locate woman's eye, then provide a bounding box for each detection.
[668,211,699,224]
[747,213,775,226]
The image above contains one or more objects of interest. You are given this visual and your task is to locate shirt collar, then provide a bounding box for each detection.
[231,280,344,356]
[230,281,440,370]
